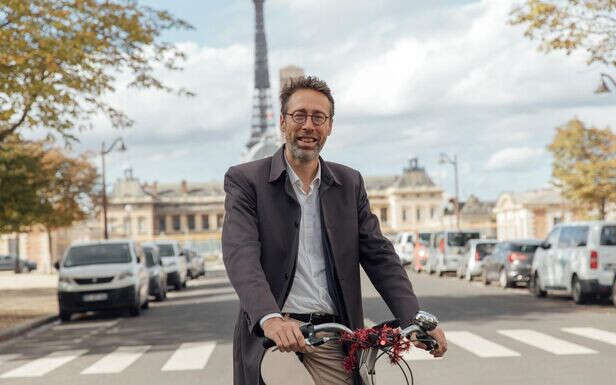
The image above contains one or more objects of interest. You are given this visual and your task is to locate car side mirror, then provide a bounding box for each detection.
[136,256,141,264]
[158,259,163,266]
[179,251,185,256]
[540,241,551,250]
[53,261,60,270]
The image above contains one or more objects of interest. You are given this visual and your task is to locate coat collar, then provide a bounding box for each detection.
[268,145,342,186]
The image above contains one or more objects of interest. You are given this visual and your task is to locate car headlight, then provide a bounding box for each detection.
[118,271,134,280]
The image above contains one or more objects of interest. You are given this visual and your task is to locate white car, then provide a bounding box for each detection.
[531,221,616,304]
[55,240,150,321]
[393,232,414,265]
[155,240,188,290]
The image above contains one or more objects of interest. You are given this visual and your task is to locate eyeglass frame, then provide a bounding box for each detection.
[284,110,330,126]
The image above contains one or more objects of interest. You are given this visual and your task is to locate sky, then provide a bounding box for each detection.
[68,0,616,201]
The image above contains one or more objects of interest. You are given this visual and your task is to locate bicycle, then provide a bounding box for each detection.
[263,311,440,385]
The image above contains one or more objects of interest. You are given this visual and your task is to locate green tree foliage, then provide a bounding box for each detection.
[0,0,193,143]
[548,118,616,219]
[510,1,616,66]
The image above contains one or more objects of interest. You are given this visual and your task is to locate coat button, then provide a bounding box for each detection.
[294,221,299,228]
[284,273,289,280]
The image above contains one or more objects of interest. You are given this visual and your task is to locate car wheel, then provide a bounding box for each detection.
[174,280,182,290]
[572,276,586,304]
[482,269,490,286]
[530,273,547,298]
[59,310,71,322]
[141,297,149,309]
[182,279,187,288]
[611,279,616,308]
[129,292,141,316]
[499,269,510,288]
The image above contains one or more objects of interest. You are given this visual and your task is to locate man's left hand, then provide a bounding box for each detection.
[411,326,447,358]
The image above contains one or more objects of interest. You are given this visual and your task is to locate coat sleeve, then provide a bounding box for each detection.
[222,166,280,336]
[356,172,420,323]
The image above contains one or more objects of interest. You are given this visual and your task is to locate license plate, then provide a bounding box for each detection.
[83,293,108,302]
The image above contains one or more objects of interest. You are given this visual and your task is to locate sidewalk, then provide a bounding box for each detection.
[0,271,58,338]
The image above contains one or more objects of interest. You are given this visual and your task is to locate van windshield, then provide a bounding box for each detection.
[476,243,496,257]
[447,232,480,247]
[143,248,156,267]
[64,244,131,267]
[418,233,431,243]
[600,226,616,246]
[511,244,539,253]
[157,244,175,257]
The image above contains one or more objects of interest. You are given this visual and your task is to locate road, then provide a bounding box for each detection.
[0,268,615,385]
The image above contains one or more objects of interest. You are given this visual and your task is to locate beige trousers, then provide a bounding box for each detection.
[260,318,353,385]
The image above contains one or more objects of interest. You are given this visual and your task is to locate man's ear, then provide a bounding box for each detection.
[279,113,284,128]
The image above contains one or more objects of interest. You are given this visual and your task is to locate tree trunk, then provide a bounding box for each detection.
[599,198,606,220]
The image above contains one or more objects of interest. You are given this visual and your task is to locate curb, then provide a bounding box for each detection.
[0,314,58,343]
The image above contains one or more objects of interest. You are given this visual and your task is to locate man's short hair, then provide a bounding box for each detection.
[279,75,335,119]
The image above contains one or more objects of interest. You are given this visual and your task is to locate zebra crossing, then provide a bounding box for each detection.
[0,327,615,379]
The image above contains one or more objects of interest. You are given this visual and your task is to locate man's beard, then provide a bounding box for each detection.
[285,130,325,162]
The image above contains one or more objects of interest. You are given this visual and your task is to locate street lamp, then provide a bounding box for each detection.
[101,138,127,239]
[439,153,460,230]
[594,73,616,94]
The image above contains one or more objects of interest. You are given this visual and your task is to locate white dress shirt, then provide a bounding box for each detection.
[260,156,336,328]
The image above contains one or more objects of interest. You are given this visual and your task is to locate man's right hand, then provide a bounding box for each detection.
[262,317,307,353]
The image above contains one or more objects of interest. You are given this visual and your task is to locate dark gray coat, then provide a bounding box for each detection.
[222,146,419,385]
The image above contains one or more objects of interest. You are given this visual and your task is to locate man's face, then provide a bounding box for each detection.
[280,88,332,162]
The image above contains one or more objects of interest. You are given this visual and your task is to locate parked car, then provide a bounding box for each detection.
[482,240,541,287]
[142,243,167,301]
[393,232,414,265]
[530,221,616,304]
[0,254,37,272]
[426,231,480,276]
[55,240,150,321]
[155,240,188,290]
[183,248,205,279]
[456,239,497,280]
[412,232,432,272]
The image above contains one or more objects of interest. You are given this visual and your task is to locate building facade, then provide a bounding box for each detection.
[441,195,496,237]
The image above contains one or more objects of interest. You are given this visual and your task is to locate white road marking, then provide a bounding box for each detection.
[1,350,87,378]
[0,354,21,364]
[82,345,151,374]
[447,331,520,358]
[562,327,616,346]
[498,329,597,355]
[53,320,119,331]
[161,342,216,371]
[403,347,441,360]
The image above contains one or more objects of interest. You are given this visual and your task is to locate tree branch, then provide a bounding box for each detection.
[0,99,34,142]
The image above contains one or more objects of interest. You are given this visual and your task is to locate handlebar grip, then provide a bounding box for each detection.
[262,323,314,349]
[416,333,438,352]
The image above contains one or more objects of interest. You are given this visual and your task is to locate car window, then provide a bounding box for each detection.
[447,232,480,247]
[143,248,156,267]
[64,244,132,267]
[476,243,496,257]
[558,226,589,248]
[395,234,402,244]
[511,244,540,253]
[157,244,175,257]
[600,226,616,246]
[419,233,431,244]
[546,228,560,246]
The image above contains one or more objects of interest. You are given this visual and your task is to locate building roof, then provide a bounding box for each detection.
[460,195,495,215]
[502,188,566,206]
[364,158,437,190]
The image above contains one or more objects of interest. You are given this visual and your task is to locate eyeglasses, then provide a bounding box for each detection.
[285,111,329,126]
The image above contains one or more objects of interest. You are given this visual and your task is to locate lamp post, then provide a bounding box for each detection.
[439,153,460,230]
[595,73,616,94]
[101,138,127,239]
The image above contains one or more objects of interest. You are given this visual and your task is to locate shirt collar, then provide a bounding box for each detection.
[284,151,321,190]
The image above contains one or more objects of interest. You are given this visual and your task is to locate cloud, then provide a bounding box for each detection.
[485,147,545,171]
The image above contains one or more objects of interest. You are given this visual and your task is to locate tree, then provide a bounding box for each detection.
[0,0,193,143]
[548,118,616,219]
[510,1,616,67]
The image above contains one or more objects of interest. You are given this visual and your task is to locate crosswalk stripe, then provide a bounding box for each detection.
[81,345,151,374]
[498,329,597,355]
[0,350,87,378]
[562,327,616,346]
[0,354,21,365]
[161,342,216,371]
[447,331,520,357]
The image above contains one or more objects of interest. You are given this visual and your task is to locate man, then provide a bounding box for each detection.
[222,76,447,385]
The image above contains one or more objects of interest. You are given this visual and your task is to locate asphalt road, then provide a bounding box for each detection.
[0,268,615,385]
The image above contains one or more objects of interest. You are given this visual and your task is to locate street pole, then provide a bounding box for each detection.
[454,154,460,230]
[100,138,126,240]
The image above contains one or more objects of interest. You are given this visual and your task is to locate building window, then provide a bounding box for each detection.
[430,207,435,219]
[380,207,388,223]
[402,209,407,222]
[138,217,146,234]
[187,214,195,231]
[202,214,210,230]
[416,208,421,222]
[123,218,132,235]
[158,216,166,233]
[216,213,224,229]
[172,215,181,231]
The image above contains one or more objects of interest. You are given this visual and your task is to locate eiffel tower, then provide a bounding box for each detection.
[246,0,276,152]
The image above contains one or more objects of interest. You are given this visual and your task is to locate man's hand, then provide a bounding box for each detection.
[411,326,447,358]
[262,317,307,353]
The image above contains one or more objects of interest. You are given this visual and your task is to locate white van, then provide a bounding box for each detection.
[56,240,150,321]
[154,240,188,290]
[531,221,616,304]
[393,232,414,265]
